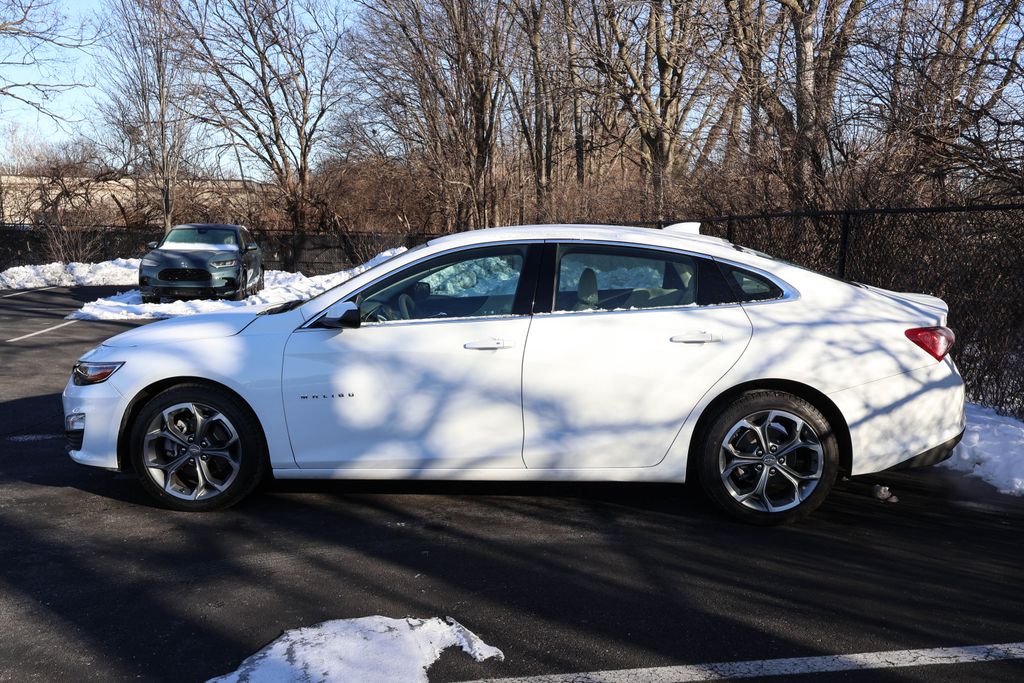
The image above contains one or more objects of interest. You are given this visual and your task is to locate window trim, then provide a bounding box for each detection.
[537,240,797,315]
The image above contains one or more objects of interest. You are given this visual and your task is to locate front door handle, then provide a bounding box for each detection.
[464,338,515,350]
[670,331,721,344]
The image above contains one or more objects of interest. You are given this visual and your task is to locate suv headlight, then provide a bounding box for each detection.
[211,258,238,268]
[141,257,160,267]
[72,361,124,385]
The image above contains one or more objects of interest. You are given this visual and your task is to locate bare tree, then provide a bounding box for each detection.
[0,0,92,118]
[577,0,730,217]
[354,0,513,230]
[175,0,347,266]
[98,0,193,232]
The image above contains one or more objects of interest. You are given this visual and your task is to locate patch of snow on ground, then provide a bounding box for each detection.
[944,403,1024,495]
[66,248,405,320]
[0,259,140,289]
[207,616,503,683]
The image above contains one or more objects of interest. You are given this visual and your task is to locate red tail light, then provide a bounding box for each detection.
[905,326,955,361]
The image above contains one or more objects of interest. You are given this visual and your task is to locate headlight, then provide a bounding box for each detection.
[211,258,238,268]
[141,257,160,267]
[72,361,124,385]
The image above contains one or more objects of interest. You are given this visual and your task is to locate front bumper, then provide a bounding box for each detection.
[62,377,127,471]
[139,268,241,300]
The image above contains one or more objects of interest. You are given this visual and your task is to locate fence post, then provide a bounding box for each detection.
[726,216,735,243]
[837,211,851,279]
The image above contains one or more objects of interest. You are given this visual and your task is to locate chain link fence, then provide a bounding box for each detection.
[688,205,1024,419]
[2,205,1021,418]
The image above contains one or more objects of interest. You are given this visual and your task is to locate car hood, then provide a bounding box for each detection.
[102,308,264,348]
[145,246,239,267]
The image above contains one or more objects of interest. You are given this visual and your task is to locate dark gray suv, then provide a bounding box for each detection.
[139,224,263,303]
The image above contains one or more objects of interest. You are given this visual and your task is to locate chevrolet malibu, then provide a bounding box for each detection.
[64,224,965,524]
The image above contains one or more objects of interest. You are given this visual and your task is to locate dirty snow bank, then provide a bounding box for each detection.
[66,248,405,320]
[944,403,1024,495]
[207,616,503,683]
[0,259,140,289]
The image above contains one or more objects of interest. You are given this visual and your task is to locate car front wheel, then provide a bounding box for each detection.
[697,390,838,525]
[129,384,266,511]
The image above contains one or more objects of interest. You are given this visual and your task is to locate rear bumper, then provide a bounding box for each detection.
[830,357,966,475]
[885,429,964,471]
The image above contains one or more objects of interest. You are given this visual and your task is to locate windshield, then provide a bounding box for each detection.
[270,244,421,313]
[162,226,238,247]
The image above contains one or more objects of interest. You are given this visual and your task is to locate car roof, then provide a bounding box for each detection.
[172,223,243,232]
[426,223,739,258]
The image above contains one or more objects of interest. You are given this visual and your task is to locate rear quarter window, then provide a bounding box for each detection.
[718,264,784,302]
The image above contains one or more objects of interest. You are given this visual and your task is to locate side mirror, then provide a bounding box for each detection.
[245,243,258,252]
[317,301,361,329]
[146,241,159,249]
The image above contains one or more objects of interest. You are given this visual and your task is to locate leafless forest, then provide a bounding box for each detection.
[1,0,1022,245]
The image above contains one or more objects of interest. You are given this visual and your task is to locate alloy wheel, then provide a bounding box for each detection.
[719,409,824,513]
[142,402,241,501]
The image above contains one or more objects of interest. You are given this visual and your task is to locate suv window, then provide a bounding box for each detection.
[553,245,735,312]
[355,245,528,322]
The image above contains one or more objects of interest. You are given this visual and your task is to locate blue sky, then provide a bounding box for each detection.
[2,0,104,148]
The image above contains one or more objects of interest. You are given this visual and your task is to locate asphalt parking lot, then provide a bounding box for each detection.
[1,286,1023,682]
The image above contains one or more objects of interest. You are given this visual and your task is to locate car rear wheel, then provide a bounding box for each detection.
[129,384,266,511]
[697,390,838,525]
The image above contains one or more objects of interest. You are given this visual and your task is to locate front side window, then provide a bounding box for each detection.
[354,246,528,322]
[553,245,734,312]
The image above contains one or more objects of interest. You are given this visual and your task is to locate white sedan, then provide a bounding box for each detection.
[63,224,965,524]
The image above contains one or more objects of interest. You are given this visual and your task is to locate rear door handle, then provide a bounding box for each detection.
[464,338,515,350]
[670,331,721,344]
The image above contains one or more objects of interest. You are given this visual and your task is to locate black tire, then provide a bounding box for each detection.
[129,383,267,511]
[141,293,159,304]
[697,390,838,525]
[231,269,248,300]
[253,269,264,295]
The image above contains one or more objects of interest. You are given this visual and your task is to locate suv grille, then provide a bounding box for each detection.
[159,268,211,282]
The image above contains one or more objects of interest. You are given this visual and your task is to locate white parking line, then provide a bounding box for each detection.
[6,319,78,343]
[1,286,57,298]
[469,641,1024,683]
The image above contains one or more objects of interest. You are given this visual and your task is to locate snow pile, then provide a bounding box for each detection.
[67,248,405,320]
[0,258,140,289]
[945,403,1024,495]
[208,616,503,683]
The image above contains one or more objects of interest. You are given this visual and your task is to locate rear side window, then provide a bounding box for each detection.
[553,245,735,312]
[718,264,784,302]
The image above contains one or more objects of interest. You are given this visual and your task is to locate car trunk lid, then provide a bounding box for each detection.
[859,284,949,326]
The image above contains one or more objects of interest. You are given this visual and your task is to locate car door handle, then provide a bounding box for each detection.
[463,338,515,350]
[670,331,721,344]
